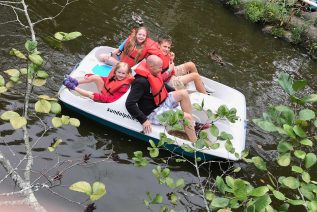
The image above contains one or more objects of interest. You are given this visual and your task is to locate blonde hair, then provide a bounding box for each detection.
[122,27,149,63]
[115,62,131,74]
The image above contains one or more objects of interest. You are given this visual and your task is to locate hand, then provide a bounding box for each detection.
[142,120,152,134]
[170,52,175,61]
[169,62,175,73]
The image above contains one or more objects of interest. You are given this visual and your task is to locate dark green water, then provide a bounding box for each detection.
[0,0,317,211]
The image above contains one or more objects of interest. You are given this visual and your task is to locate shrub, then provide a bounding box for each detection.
[245,0,266,23]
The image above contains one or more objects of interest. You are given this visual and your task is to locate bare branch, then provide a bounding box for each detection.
[33,0,79,25]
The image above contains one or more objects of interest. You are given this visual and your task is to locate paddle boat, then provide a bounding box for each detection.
[58,46,247,161]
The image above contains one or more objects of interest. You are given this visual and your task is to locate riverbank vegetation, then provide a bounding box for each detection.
[223,0,317,58]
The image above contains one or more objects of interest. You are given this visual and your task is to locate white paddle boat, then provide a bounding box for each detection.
[58,46,247,161]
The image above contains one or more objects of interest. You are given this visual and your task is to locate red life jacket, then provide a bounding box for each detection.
[120,36,157,67]
[134,61,168,106]
[102,69,134,96]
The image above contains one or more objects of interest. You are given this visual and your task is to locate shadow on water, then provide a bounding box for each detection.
[1,0,317,211]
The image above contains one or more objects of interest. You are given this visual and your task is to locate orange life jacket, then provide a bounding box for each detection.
[102,69,134,96]
[120,36,157,67]
[134,61,168,106]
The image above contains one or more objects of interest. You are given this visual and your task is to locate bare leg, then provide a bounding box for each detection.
[172,90,197,142]
[74,87,94,99]
[78,75,105,92]
[98,54,119,66]
[179,73,206,94]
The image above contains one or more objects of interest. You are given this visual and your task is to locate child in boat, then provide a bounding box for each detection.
[157,34,207,94]
[63,62,134,103]
[99,26,161,67]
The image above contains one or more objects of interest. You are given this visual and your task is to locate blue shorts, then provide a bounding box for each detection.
[147,92,179,125]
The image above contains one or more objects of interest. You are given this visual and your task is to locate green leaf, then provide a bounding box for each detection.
[9,48,27,59]
[50,102,62,114]
[278,72,294,95]
[10,116,27,129]
[205,190,215,201]
[36,70,49,79]
[302,171,311,183]
[210,143,220,149]
[252,156,267,171]
[253,195,272,211]
[166,177,174,188]
[273,190,285,201]
[148,147,159,158]
[161,168,170,178]
[283,124,296,139]
[69,181,92,196]
[305,153,317,169]
[152,194,163,204]
[287,199,304,206]
[292,79,307,91]
[225,176,235,188]
[0,75,5,86]
[90,181,106,201]
[175,178,185,188]
[35,99,51,113]
[52,117,63,128]
[300,138,313,147]
[149,139,156,148]
[4,69,20,77]
[249,186,269,197]
[29,54,43,66]
[299,109,315,121]
[10,76,19,83]
[293,125,307,138]
[291,165,303,173]
[282,177,300,189]
[294,150,306,159]
[233,179,248,200]
[1,111,19,121]
[211,197,229,208]
[5,81,14,89]
[65,31,82,40]
[32,78,46,87]
[61,115,70,124]
[48,138,62,152]
[209,124,219,137]
[181,144,194,153]
[38,95,57,101]
[216,176,227,194]
[169,193,178,205]
[0,86,7,93]
[20,68,27,75]
[193,103,202,111]
[277,141,293,153]
[25,40,38,53]
[252,119,277,132]
[277,153,290,166]
[54,31,82,41]
[69,118,80,127]
[302,94,317,103]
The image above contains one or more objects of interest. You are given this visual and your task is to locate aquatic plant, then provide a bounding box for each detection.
[133,72,317,211]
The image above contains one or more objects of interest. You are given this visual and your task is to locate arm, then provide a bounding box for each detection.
[118,38,128,52]
[125,78,148,124]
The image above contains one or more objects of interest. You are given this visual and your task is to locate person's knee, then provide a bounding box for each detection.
[186,62,197,72]
[173,89,189,101]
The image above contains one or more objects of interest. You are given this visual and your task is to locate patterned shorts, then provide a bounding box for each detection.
[147,92,179,125]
